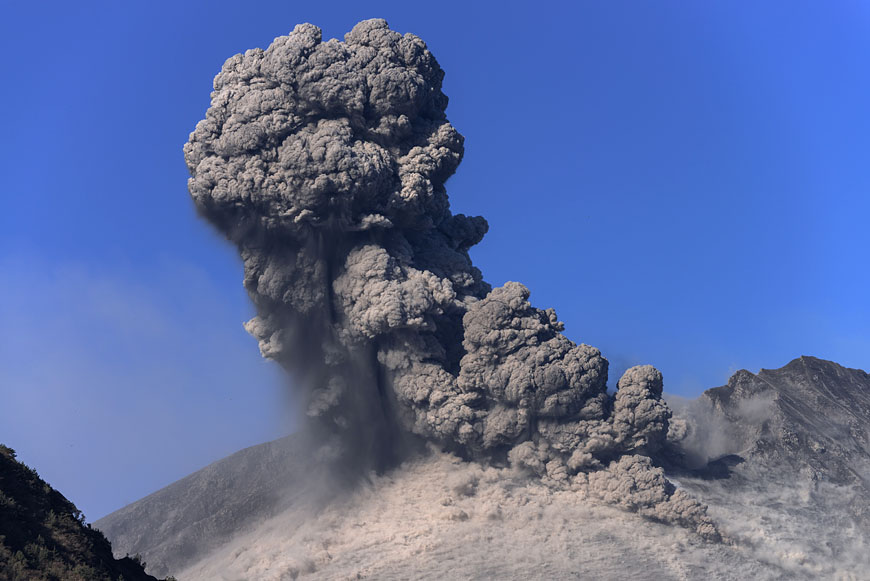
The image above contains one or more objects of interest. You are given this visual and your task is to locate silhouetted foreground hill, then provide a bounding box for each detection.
[0,444,167,581]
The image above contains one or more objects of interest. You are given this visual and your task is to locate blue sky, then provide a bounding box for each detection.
[2,1,868,521]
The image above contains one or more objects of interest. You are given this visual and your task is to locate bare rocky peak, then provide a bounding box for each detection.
[658,357,870,577]
[702,356,870,486]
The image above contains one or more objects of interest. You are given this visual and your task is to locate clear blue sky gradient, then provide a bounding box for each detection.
[2,1,868,520]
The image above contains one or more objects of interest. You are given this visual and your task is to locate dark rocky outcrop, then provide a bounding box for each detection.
[0,444,163,581]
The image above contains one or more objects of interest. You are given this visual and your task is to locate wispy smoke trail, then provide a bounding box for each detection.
[184,19,716,538]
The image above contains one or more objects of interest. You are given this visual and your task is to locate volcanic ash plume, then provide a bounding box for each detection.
[184,19,717,538]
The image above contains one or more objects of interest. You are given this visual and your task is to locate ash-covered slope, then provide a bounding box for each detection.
[94,435,317,579]
[98,357,870,579]
[178,452,787,581]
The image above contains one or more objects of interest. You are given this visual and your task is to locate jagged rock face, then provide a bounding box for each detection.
[701,356,870,490]
[665,357,870,578]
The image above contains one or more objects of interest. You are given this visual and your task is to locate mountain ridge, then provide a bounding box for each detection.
[700,355,870,484]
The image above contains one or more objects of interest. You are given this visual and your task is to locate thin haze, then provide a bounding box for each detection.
[1,1,868,521]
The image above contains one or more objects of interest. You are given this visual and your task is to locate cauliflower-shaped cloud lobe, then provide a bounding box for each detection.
[185,19,716,538]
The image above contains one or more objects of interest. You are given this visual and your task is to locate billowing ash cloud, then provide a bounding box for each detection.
[184,19,716,538]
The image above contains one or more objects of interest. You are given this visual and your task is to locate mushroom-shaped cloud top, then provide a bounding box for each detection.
[184,19,717,539]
